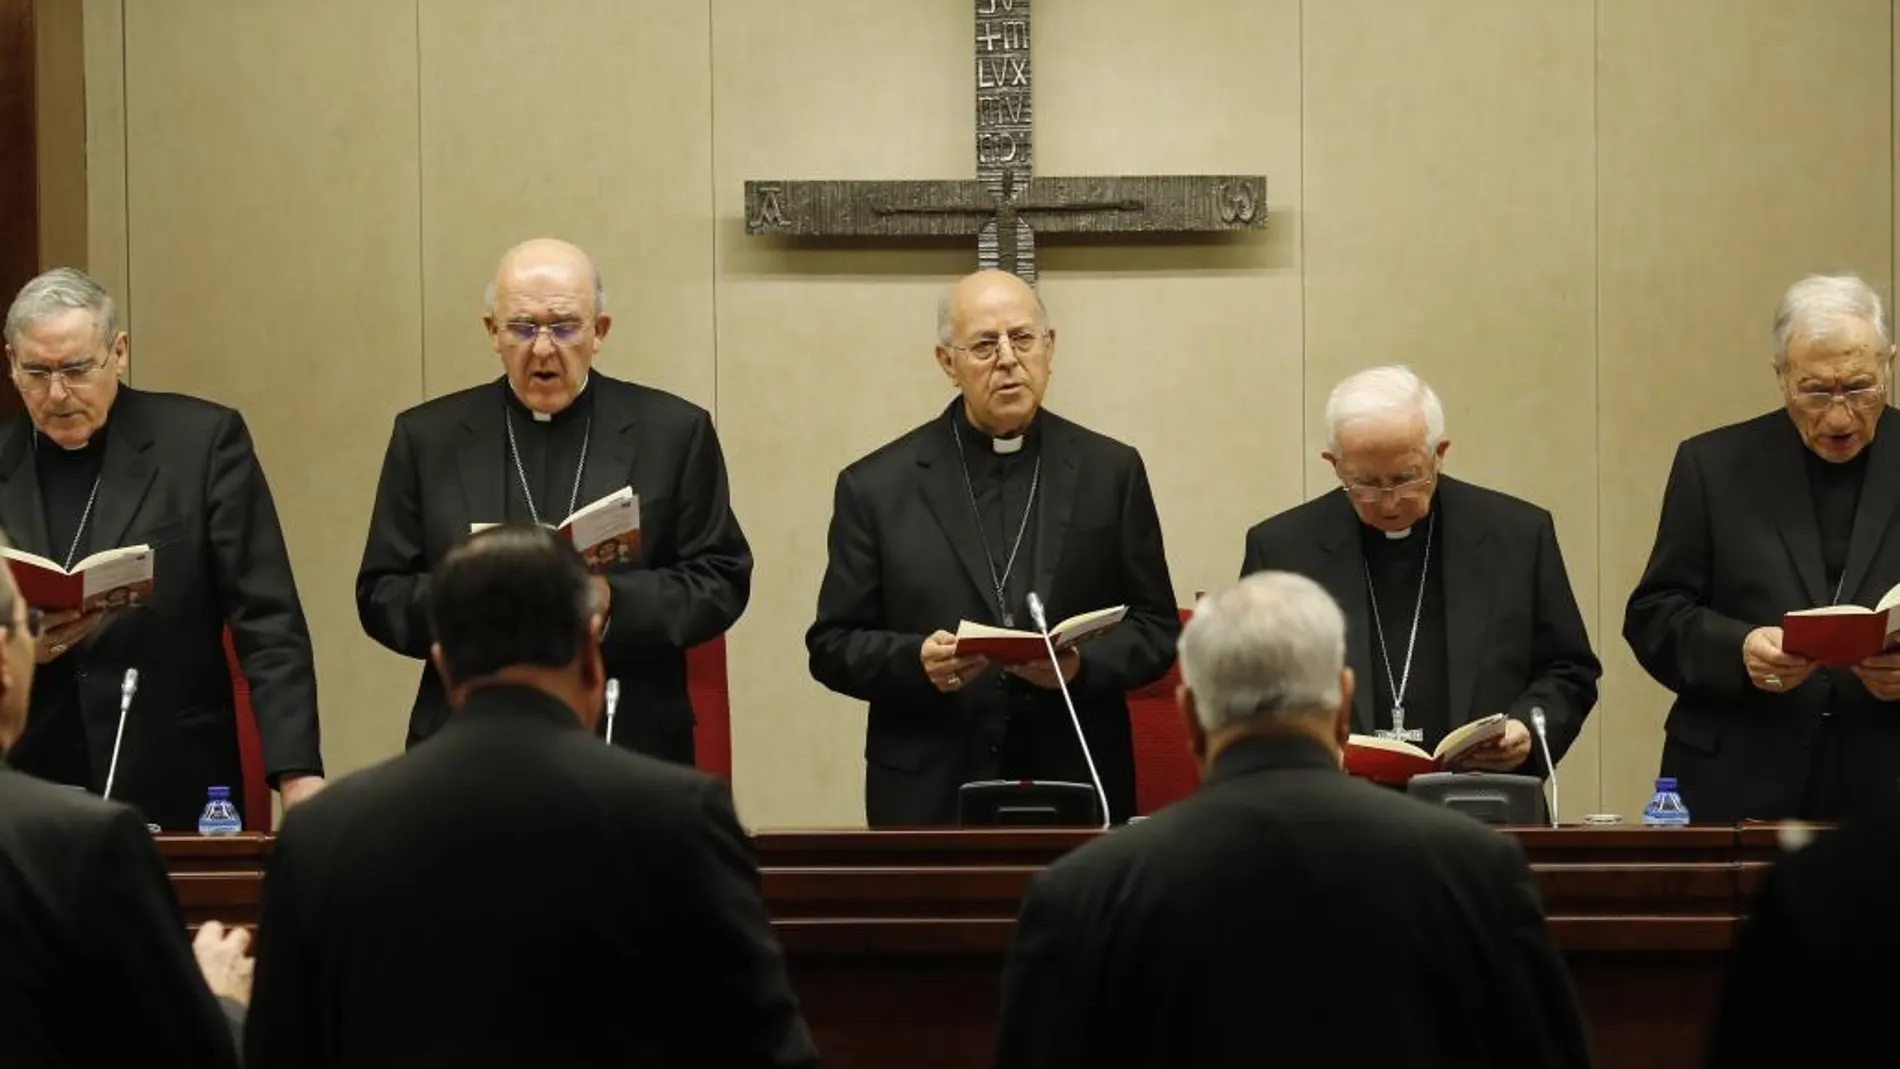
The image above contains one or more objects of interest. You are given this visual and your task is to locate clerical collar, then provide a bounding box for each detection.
[1360,504,1433,545]
[953,401,1039,456]
[504,374,592,424]
[32,422,107,458]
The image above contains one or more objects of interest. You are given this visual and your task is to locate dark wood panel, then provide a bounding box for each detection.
[159,826,1786,1069]
[0,0,36,422]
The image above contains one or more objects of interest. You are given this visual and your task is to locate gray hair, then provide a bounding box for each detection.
[1772,274,1891,372]
[4,267,119,348]
[1324,365,1445,453]
[936,283,1052,346]
[482,261,608,318]
[1179,572,1346,735]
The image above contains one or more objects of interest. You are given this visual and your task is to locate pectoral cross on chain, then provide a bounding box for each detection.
[1376,706,1424,744]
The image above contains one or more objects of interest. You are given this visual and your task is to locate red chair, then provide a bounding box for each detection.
[686,636,732,783]
[224,627,272,831]
[1127,609,1198,815]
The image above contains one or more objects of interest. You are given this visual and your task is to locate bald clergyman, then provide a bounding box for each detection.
[357,238,751,764]
[806,270,1181,826]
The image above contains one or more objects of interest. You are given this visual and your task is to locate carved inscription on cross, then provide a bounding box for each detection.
[744,0,1266,285]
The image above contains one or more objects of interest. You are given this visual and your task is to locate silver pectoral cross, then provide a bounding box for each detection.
[1376,704,1424,744]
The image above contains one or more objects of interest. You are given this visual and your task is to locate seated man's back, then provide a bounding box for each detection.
[0,759,240,1067]
[245,525,814,1068]
[1706,798,1900,1066]
[998,572,1590,1069]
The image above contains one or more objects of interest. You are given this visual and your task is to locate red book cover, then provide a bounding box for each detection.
[1782,606,1900,668]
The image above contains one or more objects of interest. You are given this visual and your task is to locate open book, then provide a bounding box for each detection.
[952,606,1127,666]
[1343,713,1509,786]
[473,487,641,572]
[1782,583,1900,667]
[0,544,154,613]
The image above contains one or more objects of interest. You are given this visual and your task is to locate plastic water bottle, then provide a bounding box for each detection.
[196,786,242,836]
[1641,777,1691,827]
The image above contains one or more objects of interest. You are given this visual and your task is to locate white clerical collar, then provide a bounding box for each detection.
[1383,527,1412,540]
[527,374,589,422]
[992,434,1025,455]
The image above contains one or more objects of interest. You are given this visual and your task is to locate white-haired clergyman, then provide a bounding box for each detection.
[1240,365,1600,780]
[1627,273,1900,824]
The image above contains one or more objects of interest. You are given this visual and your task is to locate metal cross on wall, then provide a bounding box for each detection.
[743,0,1267,285]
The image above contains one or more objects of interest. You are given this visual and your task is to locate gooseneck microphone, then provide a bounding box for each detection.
[604,678,621,746]
[1529,706,1558,828]
[1026,592,1110,830]
[102,668,138,801]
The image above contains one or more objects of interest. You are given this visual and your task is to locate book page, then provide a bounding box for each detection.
[955,620,1036,642]
[0,545,69,575]
[1786,604,1875,617]
[71,544,153,575]
[1051,605,1127,647]
[1878,582,1900,614]
[564,488,641,570]
[78,546,153,603]
[1433,713,1507,762]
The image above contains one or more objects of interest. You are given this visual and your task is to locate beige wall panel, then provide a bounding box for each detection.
[81,0,126,322]
[120,0,423,784]
[1031,0,1300,607]
[1598,0,1892,817]
[714,0,977,827]
[36,0,87,270]
[1302,0,1601,816]
[417,0,714,407]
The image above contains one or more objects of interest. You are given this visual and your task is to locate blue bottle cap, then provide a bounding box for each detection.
[207,785,231,800]
[1654,777,1678,792]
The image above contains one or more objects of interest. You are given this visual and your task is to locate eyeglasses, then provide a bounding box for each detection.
[1340,473,1434,502]
[497,320,588,347]
[1788,384,1888,413]
[951,329,1047,363]
[12,358,110,393]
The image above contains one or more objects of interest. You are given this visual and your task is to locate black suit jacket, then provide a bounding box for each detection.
[0,761,240,1067]
[0,387,321,829]
[1704,805,1900,1067]
[356,375,751,761]
[1239,477,1599,774]
[996,735,1592,1069]
[806,404,1179,825]
[243,685,816,1068]
[1625,409,1900,822]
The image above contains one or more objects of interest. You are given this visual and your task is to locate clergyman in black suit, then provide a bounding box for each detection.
[996,572,1592,1069]
[248,525,815,1067]
[1704,811,1900,1067]
[1627,273,1900,822]
[806,269,1180,825]
[1241,365,1599,776]
[0,525,253,1066]
[0,267,323,830]
[357,237,751,764]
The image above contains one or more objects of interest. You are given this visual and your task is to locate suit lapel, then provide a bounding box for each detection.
[916,407,1004,616]
[0,417,49,556]
[578,377,636,509]
[457,383,508,529]
[1316,494,1376,732]
[1029,414,1078,609]
[1761,418,1828,605]
[1437,480,1493,726]
[90,390,157,551]
[1839,407,1900,604]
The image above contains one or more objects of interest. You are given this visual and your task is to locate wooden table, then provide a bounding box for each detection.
[161,824,1788,1069]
